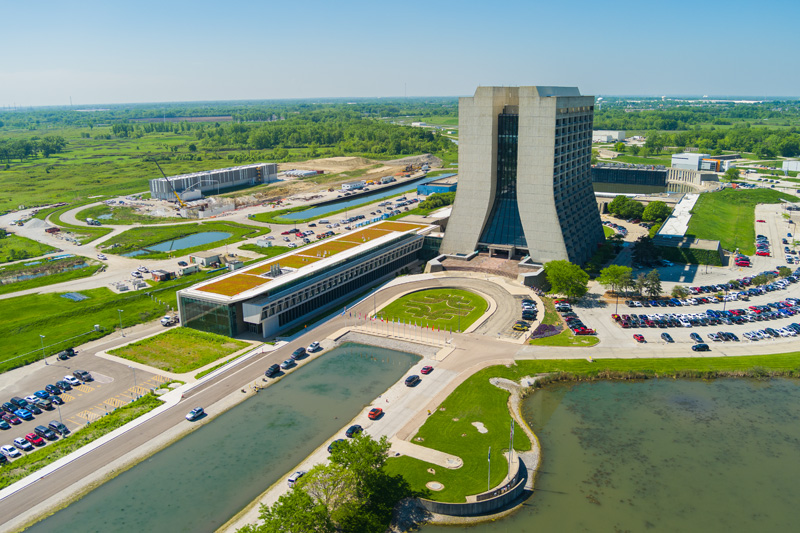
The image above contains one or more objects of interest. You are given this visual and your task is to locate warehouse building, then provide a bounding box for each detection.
[177,221,433,338]
[149,162,278,201]
[417,176,458,196]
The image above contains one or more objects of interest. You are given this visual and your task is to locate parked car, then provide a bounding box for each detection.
[13,437,33,451]
[345,424,363,438]
[14,409,33,421]
[280,359,295,370]
[1,445,21,459]
[291,347,307,360]
[265,364,281,378]
[404,375,421,387]
[63,376,81,386]
[73,370,92,382]
[420,365,434,375]
[45,384,62,396]
[48,420,70,436]
[633,334,645,343]
[25,433,45,446]
[691,343,710,352]
[661,333,674,343]
[368,408,383,420]
[327,439,346,453]
[287,470,306,488]
[34,425,58,441]
[307,341,321,352]
[690,332,703,343]
[178,261,188,267]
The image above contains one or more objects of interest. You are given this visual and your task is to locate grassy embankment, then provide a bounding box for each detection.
[529,297,599,347]
[0,234,58,264]
[377,288,487,332]
[108,327,250,373]
[386,352,800,502]
[99,221,268,259]
[0,269,225,373]
[0,394,162,490]
[0,256,104,295]
[686,188,795,254]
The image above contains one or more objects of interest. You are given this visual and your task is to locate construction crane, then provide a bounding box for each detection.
[154,161,187,208]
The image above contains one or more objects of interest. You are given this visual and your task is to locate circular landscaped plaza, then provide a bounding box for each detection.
[377,288,488,333]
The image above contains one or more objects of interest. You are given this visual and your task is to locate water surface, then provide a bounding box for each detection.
[421,378,800,532]
[121,231,231,257]
[27,343,418,533]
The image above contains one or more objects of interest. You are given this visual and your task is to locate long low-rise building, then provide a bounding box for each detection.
[177,221,434,338]
[150,162,278,201]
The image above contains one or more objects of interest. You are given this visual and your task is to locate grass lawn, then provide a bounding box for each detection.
[99,221,268,259]
[604,154,672,165]
[378,288,487,332]
[687,188,795,254]
[529,329,599,347]
[0,256,103,295]
[238,244,292,258]
[76,204,184,225]
[603,225,615,238]
[0,270,225,373]
[0,234,59,263]
[387,351,800,502]
[0,394,162,490]
[108,328,249,373]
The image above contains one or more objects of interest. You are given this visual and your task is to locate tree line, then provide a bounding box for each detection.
[0,135,66,163]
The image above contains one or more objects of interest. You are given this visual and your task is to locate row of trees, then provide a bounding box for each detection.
[607,197,671,222]
[239,434,414,533]
[418,191,456,211]
[597,264,662,299]
[0,135,66,163]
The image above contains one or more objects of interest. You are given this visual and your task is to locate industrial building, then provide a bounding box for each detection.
[440,86,604,264]
[783,160,800,172]
[591,163,667,188]
[417,177,458,196]
[592,130,626,142]
[149,163,278,201]
[177,221,434,338]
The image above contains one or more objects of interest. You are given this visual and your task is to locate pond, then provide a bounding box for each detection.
[278,174,455,221]
[420,378,800,532]
[26,343,419,533]
[121,231,231,257]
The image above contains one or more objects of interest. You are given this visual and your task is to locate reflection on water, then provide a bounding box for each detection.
[121,231,232,257]
[26,343,419,533]
[420,379,800,532]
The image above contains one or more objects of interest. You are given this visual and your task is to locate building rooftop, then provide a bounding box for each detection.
[182,220,431,301]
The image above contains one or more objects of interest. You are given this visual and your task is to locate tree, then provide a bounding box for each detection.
[544,260,590,301]
[632,236,660,266]
[597,265,633,297]
[642,201,671,222]
[778,266,792,278]
[644,269,662,298]
[629,145,641,156]
[607,195,629,216]
[751,274,768,286]
[634,273,647,297]
[672,285,689,299]
[250,488,336,533]
[613,142,625,152]
[723,167,740,181]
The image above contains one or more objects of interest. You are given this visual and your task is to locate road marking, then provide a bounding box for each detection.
[104,397,126,409]
[60,393,76,403]
[76,410,101,422]
[130,385,150,396]
[150,374,169,384]
[74,384,94,393]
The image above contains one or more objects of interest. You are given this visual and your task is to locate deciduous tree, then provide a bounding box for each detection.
[544,260,590,301]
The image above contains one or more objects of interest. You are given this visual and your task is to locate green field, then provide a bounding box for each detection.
[604,154,672,166]
[0,256,103,295]
[0,270,223,373]
[686,188,795,254]
[0,394,162,490]
[603,226,615,238]
[378,288,487,332]
[238,243,292,257]
[99,221,268,258]
[76,204,184,225]
[529,328,599,347]
[0,234,58,263]
[108,328,250,373]
[386,352,800,502]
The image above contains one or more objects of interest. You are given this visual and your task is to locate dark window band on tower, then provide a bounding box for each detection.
[478,111,527,248]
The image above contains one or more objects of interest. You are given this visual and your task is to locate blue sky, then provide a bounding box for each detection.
[2,0,798,107]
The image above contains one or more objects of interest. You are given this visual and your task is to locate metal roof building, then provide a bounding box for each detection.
[149,162,278,201]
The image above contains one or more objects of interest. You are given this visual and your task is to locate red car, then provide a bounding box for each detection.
[757,219,766,223]
[2,413,21,425]
[25,433,45,446]
[611,314,621,322]
[633,334,646,343]
[574,329,597,335]
[420,365,433,375]
[756,250,770,256]
[368,408,383,420]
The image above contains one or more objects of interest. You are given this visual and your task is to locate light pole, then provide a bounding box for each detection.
[40,334,47,366]
[118,309,124,337]
[56,401,63,426]
[130,365,137,399]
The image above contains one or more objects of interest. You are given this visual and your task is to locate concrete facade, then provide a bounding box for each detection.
[440,86,604,264]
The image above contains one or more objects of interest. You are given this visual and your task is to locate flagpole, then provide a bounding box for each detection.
[488,446,491,491]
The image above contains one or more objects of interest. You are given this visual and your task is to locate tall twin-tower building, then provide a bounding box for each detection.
[440,86,604,265]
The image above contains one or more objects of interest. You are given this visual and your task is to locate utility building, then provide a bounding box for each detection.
[440,86,604,264]
[149,163,278,201]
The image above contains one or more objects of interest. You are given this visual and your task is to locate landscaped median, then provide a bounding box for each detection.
[386,352,800,503]
[107,328,251,374]
[377,288,488,332]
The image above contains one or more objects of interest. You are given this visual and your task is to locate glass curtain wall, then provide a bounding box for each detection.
[479,111,527,248]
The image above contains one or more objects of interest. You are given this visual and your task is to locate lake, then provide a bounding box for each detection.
[420,378,800,532]
[122,231,231,257]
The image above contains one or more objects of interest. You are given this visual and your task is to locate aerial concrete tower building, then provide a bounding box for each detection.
[440,86,604,264]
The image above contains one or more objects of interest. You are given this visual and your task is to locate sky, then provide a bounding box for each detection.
[2,0,799,107]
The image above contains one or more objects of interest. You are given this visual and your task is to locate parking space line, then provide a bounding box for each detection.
[104,397,126,409]
[60,393,77,402]
[130,385,150,396]
[150,375,169,384]
[74,384,94,393]
[76,410,101,422]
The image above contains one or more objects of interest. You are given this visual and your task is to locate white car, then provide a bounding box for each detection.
[308,341,321,352]
[131,271,142,278]
[287,470,306,488]
[63,376,81,386]
[13,437,33,451]
[138,266,149,273]
[185,407,205,421]
[24,395,39,404]
[1,445,21,458]
[97,254,107,260]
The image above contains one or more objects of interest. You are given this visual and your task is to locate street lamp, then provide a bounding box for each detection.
[118,309,124,337]
[56,401,63,426]
[40,334,47,366]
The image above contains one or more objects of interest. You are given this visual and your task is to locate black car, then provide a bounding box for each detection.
[50,395,64,406]
[691,343,710,352]
[55,380,72,392]
[34,425,58,441]
[405,375,421,387]
[345,425,363,438]
[290,347,306,360]
[328,438,346,453]
[27,403,42,415]
[661,333,674,343]
[265,364,281,378]
[2,402,16,414]
[689,332,703,343]
[48,420,70,436]
[45,384,62,396]
[178,261,188,267]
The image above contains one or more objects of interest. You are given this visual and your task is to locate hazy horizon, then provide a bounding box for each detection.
[2,0,798,107]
